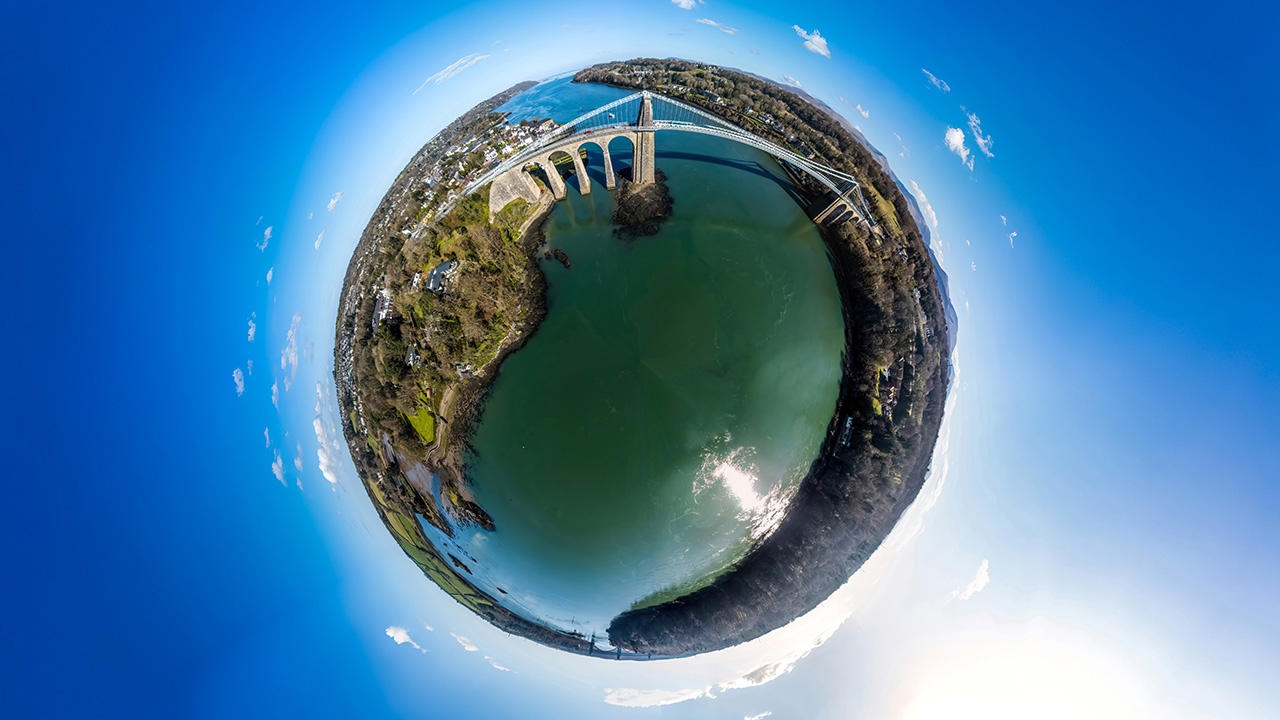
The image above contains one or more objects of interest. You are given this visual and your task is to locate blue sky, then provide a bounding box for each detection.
[2,0,1278,717]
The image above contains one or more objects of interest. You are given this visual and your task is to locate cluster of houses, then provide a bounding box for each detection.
[881,361,904,420]
[372,287,394,330]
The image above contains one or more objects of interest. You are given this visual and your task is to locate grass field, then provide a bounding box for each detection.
[405,408,435,444]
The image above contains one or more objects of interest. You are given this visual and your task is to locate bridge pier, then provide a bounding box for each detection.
[601,146,616,190]
[570,149,590,196]
[634,93,656,185]
[538,155,567,201]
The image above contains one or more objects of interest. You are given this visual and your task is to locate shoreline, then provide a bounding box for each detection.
[334,64,952,660]
[430,193,557,504]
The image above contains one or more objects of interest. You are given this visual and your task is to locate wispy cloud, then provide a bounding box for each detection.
[485,656,513,672]
[856,103,869,118]
[264,428,271,448]
[909,180,939,230]
[696,18,738,34]
[247,312,256,342]
[1009,231,1018,248]
[671,0,702,8]
[893,131,910,158]
[271,450,285,486]
[451,633,479,652]
[921,68,950,92]
[327,192,344,211]
[781,74,803,88]
[232,368,245,396]
[315,230,324,250]
[1000,214,1007,226]
[271,380,279,409]
[294,443,303,472]
[386,626,426,653]
[949,559,990,601]
[963,108,994,157]
[314,382,342,489]
[604,687,711,708]
[257,226,272,251]
[415,54,490,93]
[944,127,973,170]
[266,267,273,284]
[792,26,830,57]
[280,312,301,392]
[745,713,773,720]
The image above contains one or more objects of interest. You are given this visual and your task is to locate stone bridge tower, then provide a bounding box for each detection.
[634,91,656,184]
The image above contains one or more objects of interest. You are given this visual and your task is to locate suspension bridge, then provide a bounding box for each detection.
[453,90,875,228]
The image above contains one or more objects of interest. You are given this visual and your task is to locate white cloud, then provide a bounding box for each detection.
[232,368,245,396]
[315,230,324,250]
[414,54,491,93]
[257,226,271,251]
[696,18,738,34]
[451,633,479,652]
[327,191,344,211]
[781,74,803,88]
[306,211,313,220]
[271,450,285,486]
[856,104,869,118]
[604,687,711,708]
[922,68,950,92]
[386,626,426,653]
[909,180,939,230]
[1009,231,1018,248]
[280,312,301,391]
[294,443,303,472]
[264,427,270,448]
[1000,214,1007,226]
[671,0,699,8]
[266,267,273,284]
[271,381,279,409]
[484,656,513,672]
[950,559,991,601]
[315,417,341,487]
[247,313,256,342]
[893,131,910,157]
[964,108,994,157]
[314,382,341,488]
[745,713,773,720]
[792,26,830,57]
[944,127,973,170]
[247,360,253,376]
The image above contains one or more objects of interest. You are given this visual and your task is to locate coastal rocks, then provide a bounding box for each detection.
[542,248,572,268]
[612,169,673,240]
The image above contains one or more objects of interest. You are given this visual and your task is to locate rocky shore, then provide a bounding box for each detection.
[612,169,673,239]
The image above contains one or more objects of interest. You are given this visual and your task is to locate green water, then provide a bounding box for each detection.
[456,132,845,635]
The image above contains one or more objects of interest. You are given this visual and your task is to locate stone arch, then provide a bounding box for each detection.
[606,134,637,183]
[526,157,565,200]
[547,149,589,196]
[578,139,613,190]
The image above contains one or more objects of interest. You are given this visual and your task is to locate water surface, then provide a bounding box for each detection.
[431,81,846,638]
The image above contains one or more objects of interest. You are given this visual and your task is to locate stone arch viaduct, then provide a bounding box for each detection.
[473,91,873,230]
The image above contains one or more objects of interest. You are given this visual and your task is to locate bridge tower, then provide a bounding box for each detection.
[633,92,656,184]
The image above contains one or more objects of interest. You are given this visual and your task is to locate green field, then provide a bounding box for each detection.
[405,408,435,444]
